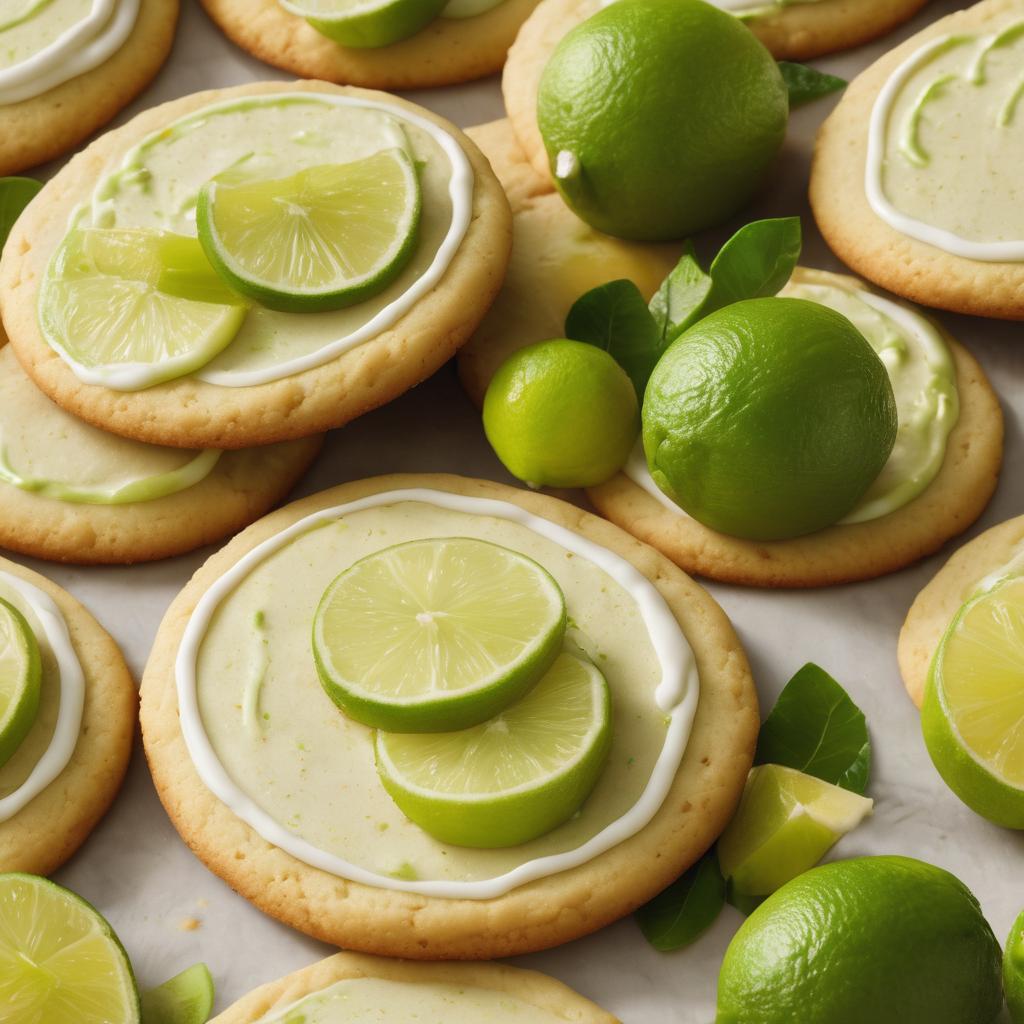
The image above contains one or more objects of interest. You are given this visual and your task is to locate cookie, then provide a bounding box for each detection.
[198,0,542,90]
[0,81,512,450]
[587,269,1002,588]
[503,0,932,184]
[811,0,1024,320]
[458,119,680,405]
[0,556,135,875]
[140,473,758,959]
[212,953,618,1023]
[0,0,178,176]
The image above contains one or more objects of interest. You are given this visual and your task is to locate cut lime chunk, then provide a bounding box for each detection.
[375,651,612,847]
[1008,909,1024,1023]
[281,0,447,47]
[717,764,873,898]
[313,537,567,732]
[196,150,421,313]
[0,873,140,1023]
[141,963,215,1024]
[39,229,247,391]
[923,575,1024,828]
[0,597,41,769]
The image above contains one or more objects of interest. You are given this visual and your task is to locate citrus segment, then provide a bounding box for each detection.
[281,0,447,47]
[0,597,41,769]
[141,963,215,1024]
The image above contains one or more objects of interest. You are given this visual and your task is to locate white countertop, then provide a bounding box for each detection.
[19,0,1024,1020]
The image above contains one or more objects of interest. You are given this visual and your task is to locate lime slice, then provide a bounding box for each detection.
[441,0,505,17]
[196,151,421,314]
[39,229,247,391]
[280,0,447,47]
[375,651,612,847]
[141,963,215,1024]
[0,873,140,1023]
[923,575,1024,828]
[717,764,874,898]
[0,597,42,770]
[1007,909,1024,1023]
[313,537,567,732]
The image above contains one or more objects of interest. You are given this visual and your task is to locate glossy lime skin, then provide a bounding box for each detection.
[1006,909,1024,1023]
[537,0,788,241]
[643,298,897,541]
[305,0,447,47]
[716,856,1003,1024]
[0,597,42,770]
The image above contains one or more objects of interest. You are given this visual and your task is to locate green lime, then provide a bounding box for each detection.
[141,963,215,1024]
[197,151,421,314]
[0,597,41,769]
[716,856,1002,1024]
[922,575,1024,828]
[1006,909,1024,1023]
[375,651,612,847]
[313,538,567,732]
[0,873,141,1023]
[280,0,447,47]
[39,228,247,390]
[643,297,897,540]
[717,764,873,899]
[537,0,788,241]
[483,339,639,488]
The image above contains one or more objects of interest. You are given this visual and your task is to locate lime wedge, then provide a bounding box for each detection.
[923,575,1024,828]
[1007,909,1024,1023]
[313,537,567,732]
[0,597,41,770]
[280,0,447,47]
[39,229,247,391]
[0,873,140,1023]
[717,764,874,898]
[375,651,612,847]
[196,150,421,313]
[141,963,215,1024]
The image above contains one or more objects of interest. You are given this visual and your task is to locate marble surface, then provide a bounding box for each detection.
[15,0,1024,1019]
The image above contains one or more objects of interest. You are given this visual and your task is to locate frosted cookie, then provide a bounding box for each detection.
[504,0,931,182]
[458,119,679,405]
[588,268,1002,588]
[0,81,512,450]
[811,0,1024,320]
[0,0,178,176]
[140,473,758,958]
[212,953,617,1023]
[0,555,134,874]
[198,0,542,90]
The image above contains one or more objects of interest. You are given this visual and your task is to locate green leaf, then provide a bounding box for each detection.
[755,663,871,794]
[635,851,726,951]
[565,278,661,396]
[779,61,847,108]
[141,963,215,1024]
[648,242,713,345]
[0,177,42,254]
[704,217,802,312]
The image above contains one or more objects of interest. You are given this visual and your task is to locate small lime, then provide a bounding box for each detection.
[0,597,41,769]
[1006,909,1024,1023]
[280,0,447,47]
[141,963,215,1024]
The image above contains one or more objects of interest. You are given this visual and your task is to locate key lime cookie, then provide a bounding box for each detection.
[503,0,931,183]
[0,556,134,874]
[812,0,1024,320]
[587,268,1001,588]
[212,953,617,1023]
[140,474,758,958]
[0,0,178,176]
[198,0,542,90]
[0,81,511,450]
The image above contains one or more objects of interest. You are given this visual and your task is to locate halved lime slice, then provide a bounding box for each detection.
[0,873,140,1023]
[141,963,215,1024]
[0,597,42,769]
[281,0,447,47]
[39,229,247,391]
[1007,909,1024,1023]
[440,0,505,17]
[375,651,612,847]
[313,537,567,732]
[923,575,1024,828]
[196,150,421,313]
[717,764,873,898]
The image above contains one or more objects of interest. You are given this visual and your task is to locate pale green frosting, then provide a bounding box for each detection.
[714,0,826,18]
[1,0,92,68]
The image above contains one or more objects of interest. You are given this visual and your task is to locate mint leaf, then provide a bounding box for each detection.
[779,61,847,108]
[0,177,41,254]
[565,279,660,396]
[755,663,871,794]
[636,851,725,951]
[648,242,713,345]
[704,217,802,312]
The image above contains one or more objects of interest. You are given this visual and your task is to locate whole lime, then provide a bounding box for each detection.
[483,339,639,488]
[537,0,788,241]
[716,856,1003,1024]
[642,298,897,540]
[1006,909,1024,1023]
